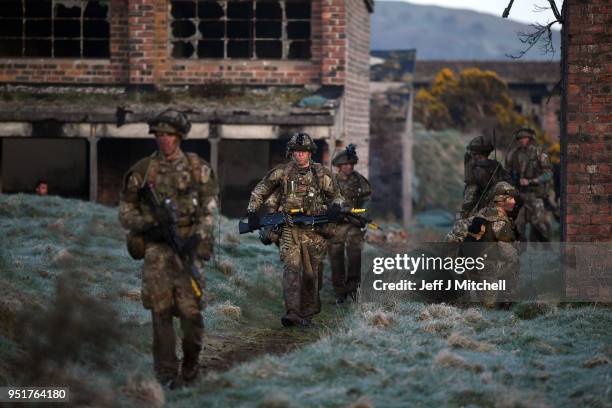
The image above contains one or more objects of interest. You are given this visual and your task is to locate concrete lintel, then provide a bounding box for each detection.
[61,123,210,139]
[0,122,33,137]
[220,124,332,140]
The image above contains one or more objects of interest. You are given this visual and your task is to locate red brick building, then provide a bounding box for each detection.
[0,0,373,215]
[562,0,611,243]
[562,0,612,300]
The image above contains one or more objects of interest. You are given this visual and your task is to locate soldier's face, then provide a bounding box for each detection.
[339,163,354,176]
[503,197,516,212]
[293,150,311,167]
[36,183,48,196]
[518,137,531,147]
[155,132,180,157]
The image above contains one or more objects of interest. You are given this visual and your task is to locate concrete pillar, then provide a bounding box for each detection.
[209,137,219,179]
[88,132,98,202]
[0,137,3,194]
[402,91,415,228]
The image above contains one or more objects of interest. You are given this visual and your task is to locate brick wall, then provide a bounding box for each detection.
[343,0,371,176]
[0,0,352,87]
[563,0,612,243]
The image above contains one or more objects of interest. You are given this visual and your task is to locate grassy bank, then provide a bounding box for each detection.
[0,194,610,407]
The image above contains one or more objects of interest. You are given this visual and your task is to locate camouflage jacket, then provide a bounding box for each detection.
[247,160,345,215]
[477,206,517,243]
[505,144,552,197]
[462,158,510,217]
[119,150,218,241]
[475,205,519,267]
[334,171,371,210]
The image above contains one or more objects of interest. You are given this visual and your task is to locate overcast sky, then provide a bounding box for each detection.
[388,0,564,26]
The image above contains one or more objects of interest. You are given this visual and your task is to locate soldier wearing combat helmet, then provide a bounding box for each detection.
[462,135,510,218]
[505,127,553,242]
[119,108,219,388]
[446,135,510,243]
[464,181,519,308]
[246,132,345,327]
[329,144,371,303]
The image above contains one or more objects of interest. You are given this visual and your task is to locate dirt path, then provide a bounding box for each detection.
[199,301,350,372]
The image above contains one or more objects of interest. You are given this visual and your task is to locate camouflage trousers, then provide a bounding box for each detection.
[142,243,205,382]
[328,223,365,298]
[279,225,328,319]
[516,193,551,242]
[467,241,519,307]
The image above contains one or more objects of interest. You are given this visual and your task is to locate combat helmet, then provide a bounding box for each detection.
[492,181,517,202]
[514,127,536,140]
[286,132,317,157]
[332,144,358,166]
[467,135,494,155]
[148,108,192,139]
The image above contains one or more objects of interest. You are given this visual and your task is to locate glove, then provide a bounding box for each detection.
[468,217,487,234]
[246,211,259,230]
[326,203,343,222]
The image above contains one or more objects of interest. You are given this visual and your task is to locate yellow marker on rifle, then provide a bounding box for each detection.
[191,278,202,298]
[289,208,367,214]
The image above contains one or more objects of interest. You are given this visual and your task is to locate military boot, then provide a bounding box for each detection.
[281,312,302,327]
[182,360,200,384]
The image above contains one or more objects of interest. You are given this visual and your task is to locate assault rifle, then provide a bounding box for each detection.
[140,183,202,297]
[238,208,380,234]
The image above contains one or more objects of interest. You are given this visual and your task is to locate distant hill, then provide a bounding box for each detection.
[372,1,561,60]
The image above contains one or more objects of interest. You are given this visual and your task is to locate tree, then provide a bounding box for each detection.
[414,67,536,146]
[502,0,564,59]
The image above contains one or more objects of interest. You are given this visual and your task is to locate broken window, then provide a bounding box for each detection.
[170,0,311,60]
[0,0,110,58]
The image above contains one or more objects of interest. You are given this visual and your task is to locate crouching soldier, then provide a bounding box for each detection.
[245,133,345,327]
[464,181,519,308]
[329,144,371,303]
[119,109,218,388]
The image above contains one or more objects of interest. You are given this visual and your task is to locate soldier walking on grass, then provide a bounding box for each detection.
[329,144,371,304]
[119,109,218,388]
[245,133,345,328]
[505,127,553,242]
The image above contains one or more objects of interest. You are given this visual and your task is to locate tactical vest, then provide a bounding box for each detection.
[335,172,367,209]
[509,146,545,196]
[138,152,205,229]
[279,162,327,215]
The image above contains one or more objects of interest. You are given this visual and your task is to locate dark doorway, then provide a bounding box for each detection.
[218,140,269,217]
[1,137,88,198]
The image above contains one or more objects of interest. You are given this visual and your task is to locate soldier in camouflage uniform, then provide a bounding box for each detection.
[119,109,218,387]
[446,136,509,242]
[462,135,510,218]
[505,128,553,242]
[464,181,519,308]
[329,144,371,303]
[246,133,345,327]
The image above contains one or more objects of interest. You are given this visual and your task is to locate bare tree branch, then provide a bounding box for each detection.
[502,0,515,19]
[505,20,561,59]
[503,1,563,59]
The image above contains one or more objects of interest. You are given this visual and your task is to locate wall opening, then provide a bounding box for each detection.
[0,0,110,58]
[170,0,311,60]
[1,137,88,198]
